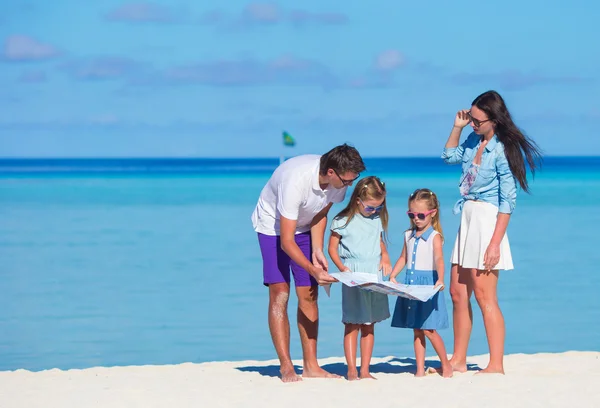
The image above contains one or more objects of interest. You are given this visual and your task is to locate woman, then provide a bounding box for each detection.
[441,90,542,374]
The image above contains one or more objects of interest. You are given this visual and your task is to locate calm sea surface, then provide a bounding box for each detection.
[1,157,599,371]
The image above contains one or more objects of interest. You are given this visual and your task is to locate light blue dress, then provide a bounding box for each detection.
[330,214,390,325]
[391,227,449,330]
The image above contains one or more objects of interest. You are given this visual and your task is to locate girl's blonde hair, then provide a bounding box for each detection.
[333,176,389,243]
[408,188,443,239]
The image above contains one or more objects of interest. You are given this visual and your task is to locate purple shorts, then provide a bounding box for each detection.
[258,232,317,287]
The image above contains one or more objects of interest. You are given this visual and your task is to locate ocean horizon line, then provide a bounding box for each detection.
[1,156,599,176]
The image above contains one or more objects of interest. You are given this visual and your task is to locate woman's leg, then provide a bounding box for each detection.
[472,269,505,374]
[359,324,376,379]
[448,263,474,372]
[344,324,360,380]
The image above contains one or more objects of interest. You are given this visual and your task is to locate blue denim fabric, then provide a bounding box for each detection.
[441,132,517,214]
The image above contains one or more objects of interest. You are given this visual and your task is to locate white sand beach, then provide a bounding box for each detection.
[1,351,599,408]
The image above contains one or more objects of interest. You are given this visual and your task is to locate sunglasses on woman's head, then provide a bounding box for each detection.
[360,199,384,213]
[406,209,436,220]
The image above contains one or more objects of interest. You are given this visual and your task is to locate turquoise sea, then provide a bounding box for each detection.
[1,157,599,372]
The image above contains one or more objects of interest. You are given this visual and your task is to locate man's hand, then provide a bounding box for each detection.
[312,248,328,272]
[310,266,337,285]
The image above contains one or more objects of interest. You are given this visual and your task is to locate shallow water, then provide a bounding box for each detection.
[1,158,599,371]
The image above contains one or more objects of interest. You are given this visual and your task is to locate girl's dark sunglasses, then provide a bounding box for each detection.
[406,209,435,220]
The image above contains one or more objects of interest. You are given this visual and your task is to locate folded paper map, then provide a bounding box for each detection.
[329,272,441,302]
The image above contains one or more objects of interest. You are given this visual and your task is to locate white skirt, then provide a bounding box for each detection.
[451,200,514,271]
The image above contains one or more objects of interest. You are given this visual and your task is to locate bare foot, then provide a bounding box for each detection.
[302,367,342,379]
[280,367,302,383]
[441,363,454,378]
[448,358,468,373]
[347,369,360,381]
[475,366,505,375]
[359,372,377,380]
[427,360,467,375]
[415,368,426,377]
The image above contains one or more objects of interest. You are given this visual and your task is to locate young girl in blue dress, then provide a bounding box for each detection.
[328,176,391,381]
[387,188,452,378]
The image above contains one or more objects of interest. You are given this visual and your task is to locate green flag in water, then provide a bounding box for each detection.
[283,131,296,147]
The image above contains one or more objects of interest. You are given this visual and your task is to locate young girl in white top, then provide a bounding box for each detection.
[387,188,452,378]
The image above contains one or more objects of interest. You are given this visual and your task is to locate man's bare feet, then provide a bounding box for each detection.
[347,369,359,381]
[302,367,342,379]
[280,366,303,383]
[475,366,505,375]
[359,372,377,380]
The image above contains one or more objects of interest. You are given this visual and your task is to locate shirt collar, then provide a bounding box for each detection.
[484,134,499,152]
[312,160,323,192]
[410,226,434,240]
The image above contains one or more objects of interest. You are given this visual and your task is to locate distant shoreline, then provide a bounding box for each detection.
[1,156,598,175]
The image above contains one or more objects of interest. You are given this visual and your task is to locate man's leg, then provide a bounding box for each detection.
[268,282,301,382]
[295,285,338,378]
[291,232,340,378]
[258,233,301,382]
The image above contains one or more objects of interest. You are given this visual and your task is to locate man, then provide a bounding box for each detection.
[251,143,366,382]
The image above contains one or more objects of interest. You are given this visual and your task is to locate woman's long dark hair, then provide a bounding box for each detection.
[472,90,543,193]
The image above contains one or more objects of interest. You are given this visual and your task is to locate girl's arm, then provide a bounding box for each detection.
[380,234,392,276]
[389,241,407,283]
[432,234,445,289]
[328,231,349,272]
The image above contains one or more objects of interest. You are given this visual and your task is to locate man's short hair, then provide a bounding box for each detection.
[319,143,366,176]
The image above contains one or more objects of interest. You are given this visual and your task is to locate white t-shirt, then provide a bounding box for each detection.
[251,154,348,235]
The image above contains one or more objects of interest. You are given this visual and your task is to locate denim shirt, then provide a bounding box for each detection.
[441,132,517,215]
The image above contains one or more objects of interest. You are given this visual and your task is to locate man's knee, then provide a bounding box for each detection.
[297,286,318,307]
[269,285,290,306]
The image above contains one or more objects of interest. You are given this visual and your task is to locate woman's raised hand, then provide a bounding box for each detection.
[454,109,471,128]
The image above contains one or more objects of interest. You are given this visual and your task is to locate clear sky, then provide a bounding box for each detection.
[1,0,598,157]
